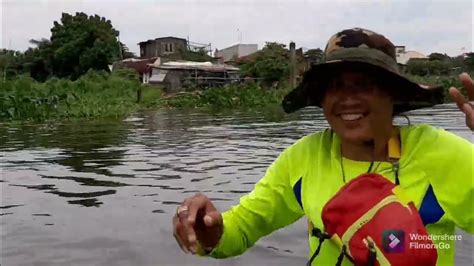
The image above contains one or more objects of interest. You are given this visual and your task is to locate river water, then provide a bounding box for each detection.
[1,104,473,266]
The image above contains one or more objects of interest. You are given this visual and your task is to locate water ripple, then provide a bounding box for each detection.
[1,104,472,266]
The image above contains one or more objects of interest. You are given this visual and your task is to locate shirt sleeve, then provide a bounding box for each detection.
[207,147,305,258]
[429,128,474,233]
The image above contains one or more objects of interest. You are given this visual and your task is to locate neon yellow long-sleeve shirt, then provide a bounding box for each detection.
[207,124,473,265]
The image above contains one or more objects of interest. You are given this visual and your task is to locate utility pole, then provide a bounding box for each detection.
[2,58,6,83]
[289,41,296,88]
[3,40,12,83]
[237,29,242,44]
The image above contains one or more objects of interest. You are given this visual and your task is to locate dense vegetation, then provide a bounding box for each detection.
[162,82,290,109]
[0,12,128,82]
[406,52,473,76]
[1,12,473,122]
[1,69,290,122]
[1,70,148,121]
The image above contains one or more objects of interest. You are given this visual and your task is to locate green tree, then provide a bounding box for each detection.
[0,49,26,80]
[22,38,54,81]
[407,54,468,76]
[119,42,136,59]
[464,53,474,71]
[428,52,450,61]
[406,58,430,76]
[239,42,290,83]
[304,48,324,64]
[49,12,120,79]
[181,48,213,62]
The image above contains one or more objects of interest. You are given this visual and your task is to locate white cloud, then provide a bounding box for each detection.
[2,0,472,56]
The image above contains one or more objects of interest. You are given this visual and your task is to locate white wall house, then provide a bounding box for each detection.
[395,45,427,65]
[215,44,258,63]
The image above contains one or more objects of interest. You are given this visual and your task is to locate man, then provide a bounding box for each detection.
[172,28,474,265]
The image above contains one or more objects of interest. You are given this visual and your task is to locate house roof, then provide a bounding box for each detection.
[122,57,159,74]
[152,60,239,72]
[396,50,427,65]
[156,36,187,42]
[138,36,187,45]
[217,43,258,52]
[239,52,258,60]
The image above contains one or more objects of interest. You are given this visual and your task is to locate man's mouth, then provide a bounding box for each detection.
[339,113,366,121]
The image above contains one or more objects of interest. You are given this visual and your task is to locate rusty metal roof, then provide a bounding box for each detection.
[152,61,239,72]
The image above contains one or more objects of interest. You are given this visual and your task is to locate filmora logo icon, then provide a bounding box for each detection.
[382,230,405,253]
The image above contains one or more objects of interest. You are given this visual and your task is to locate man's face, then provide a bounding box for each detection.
[321,71,394,143]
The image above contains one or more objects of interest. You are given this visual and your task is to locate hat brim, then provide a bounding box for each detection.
[282,60,445,114]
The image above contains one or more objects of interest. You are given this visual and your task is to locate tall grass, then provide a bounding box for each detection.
[1,72,290,122]
[163,82,291,110]
[1,70,160,121]
[6,71,466,122]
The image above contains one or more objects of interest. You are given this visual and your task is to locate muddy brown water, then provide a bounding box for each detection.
[1,105,473,266]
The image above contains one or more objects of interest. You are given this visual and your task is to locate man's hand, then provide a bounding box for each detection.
[172,193,223,254]
[449,72,474,130]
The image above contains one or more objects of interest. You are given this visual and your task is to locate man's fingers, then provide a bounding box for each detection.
[185,201,201,253]
[176,202,196,253]
[179,195,208,254]
[459,73,474,101]
[449,87,467,109]
[203,211,223,227]
[173,193,220,254]
[173,219,190,253]
[186,199,201,225]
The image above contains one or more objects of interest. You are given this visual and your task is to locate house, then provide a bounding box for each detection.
[138,36,213,61]
[395,46,406,57]
[145,61,240,93]
[113,56,239,92]
[395,45,427,65]
[112,57,160,83]
[215,44,258,63]
[138,37,188,59]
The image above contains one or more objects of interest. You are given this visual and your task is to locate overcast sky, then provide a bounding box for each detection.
[1,0,473,56]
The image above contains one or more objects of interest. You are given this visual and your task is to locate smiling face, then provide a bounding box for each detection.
[321,71,394,144]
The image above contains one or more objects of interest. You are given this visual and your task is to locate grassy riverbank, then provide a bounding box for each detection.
[161,82,290,110]
[1,70,470,122]
[0,71,291,122]
[1,70,147,121]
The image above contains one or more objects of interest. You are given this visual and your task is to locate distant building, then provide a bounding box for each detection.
[215,44,258,63]
[113,58,240,93]
[460,52,473,59]
[138,37,213,61]
[139,37,188,59]
[112,57,161,83]
[395,45,427,65]
[146,61,240,93]
[395,46,406,57]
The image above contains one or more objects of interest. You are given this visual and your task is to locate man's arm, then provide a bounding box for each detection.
[207,148,305,258]
[429,128,474,233]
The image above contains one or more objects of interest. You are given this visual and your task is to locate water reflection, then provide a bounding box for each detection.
[1,104,472,266]
[68,198,104,207]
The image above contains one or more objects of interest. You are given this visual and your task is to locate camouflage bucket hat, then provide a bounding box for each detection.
[282,28,445,114]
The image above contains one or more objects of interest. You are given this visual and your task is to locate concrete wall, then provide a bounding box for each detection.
[237,44,258,58]
[163,70,184,93]
[140,38,187,58]
[216,44,258,62]
[139,43,155,58]
[395,46,406,57]
[156,38,187,57]
[215,45,239,62]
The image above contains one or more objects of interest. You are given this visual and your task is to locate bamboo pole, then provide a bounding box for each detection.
[289,42,296,88]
